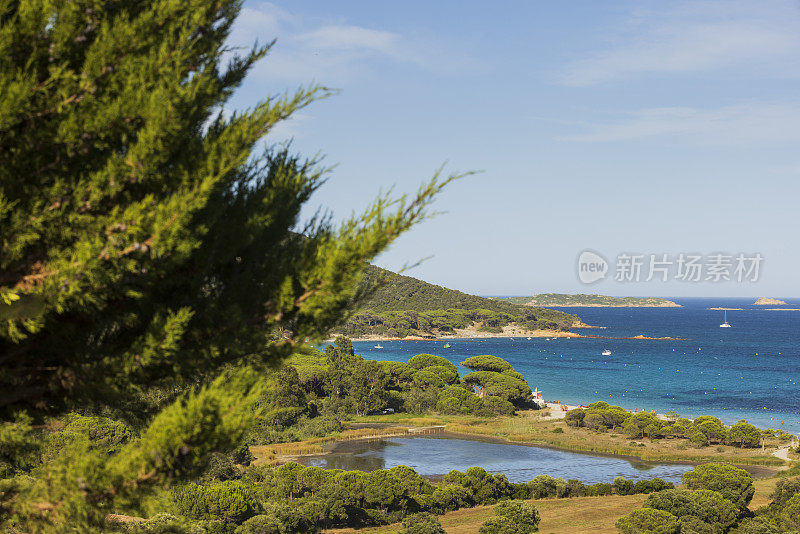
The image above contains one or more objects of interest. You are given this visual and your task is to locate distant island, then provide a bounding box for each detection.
[754,297,787,305]
[335,266,582,339]
[502,293,682,308]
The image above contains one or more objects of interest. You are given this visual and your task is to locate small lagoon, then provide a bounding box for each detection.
[298,435,694,484]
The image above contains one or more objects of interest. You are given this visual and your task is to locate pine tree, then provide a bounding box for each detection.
[0,1,458,530]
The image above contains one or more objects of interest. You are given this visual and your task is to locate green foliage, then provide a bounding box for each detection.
[234,514,281,534]
[401,512,446,534]
[615,508,680,534]
[728,420,761,448]
[324,338,390,416]
[479,516,520,534]
[622,412,662,439]
[504,293,678,307]
[493,500,540,533]
[409,354,454,370]
[340,266,578,338]
[460,355,513,372]
[156,460,672,532]
[566,408,762,451]
[381,361,417,386]
[482,396,516,416]
[120,513,205,533]
[770,479,800,507]
[733,479,800,533]
[682,463,755,510]
[422,365,459,386]
[171,480,260,524]
[644,488,737,531]
[0,413,40,477]
[565,403,630,431]
[479,500,540,534]
[462,371,532,408]
[0,0,458,530]
[435,386,484,415]
[677,516,715,534]
[696,419,728,444]
[42,413,133,462]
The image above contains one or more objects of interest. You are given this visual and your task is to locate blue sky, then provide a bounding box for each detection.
[228,1,800,297]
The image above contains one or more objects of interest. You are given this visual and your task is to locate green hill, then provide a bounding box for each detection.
[338,266,579,338]
[504,293,681,307]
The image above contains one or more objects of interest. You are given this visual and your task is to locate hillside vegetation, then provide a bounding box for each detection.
[504,293,681,307]
[339,266,579,338]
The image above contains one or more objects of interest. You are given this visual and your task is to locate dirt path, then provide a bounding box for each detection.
[773,446,791,461]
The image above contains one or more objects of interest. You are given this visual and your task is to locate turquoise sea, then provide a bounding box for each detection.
[353,298,800,433]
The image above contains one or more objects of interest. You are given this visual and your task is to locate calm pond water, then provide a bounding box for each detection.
[298,435,694,483]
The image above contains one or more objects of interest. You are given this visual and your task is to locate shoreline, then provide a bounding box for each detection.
[523,303,682,308]
[284,423,783,477]
[343,332,689,342]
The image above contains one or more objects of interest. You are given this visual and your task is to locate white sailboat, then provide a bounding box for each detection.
[374,344,383,348]
[601,349,612,356]
[720,310,731,328]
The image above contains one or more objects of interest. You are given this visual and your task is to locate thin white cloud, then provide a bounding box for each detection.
[560,103,800,145]
[226,3,467,86]
[560,1,800,86]
[296,25,403,57]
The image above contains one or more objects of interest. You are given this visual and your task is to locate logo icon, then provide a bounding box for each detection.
[577,250,608,284]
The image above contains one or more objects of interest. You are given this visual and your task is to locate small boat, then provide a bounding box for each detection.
[443,343,451,348]
[374,344,383,349]
[601,349,612,356]
[720,310,732,328]
[527,337,532,340]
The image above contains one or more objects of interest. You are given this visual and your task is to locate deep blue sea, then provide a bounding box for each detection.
[352,298,800,433]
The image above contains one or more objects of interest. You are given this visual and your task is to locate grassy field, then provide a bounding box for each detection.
[324,476,799,534]
[347,411,787,466]
[325,494,650,534]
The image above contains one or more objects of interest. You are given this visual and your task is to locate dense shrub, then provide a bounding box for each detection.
[161,460,679,532]
[682,463,754,510]
[495,500,540,532]
[460,355,514,373]
[728,420,761,448]
[234,514,281,534]
[436,386,488,415]
[770,478,800,507]
[432,483,472,512]
[171,480,260,524]
[613,477,636,496]
[479,515,521,534]
[400,512,446,534]
[563,407,764,451]
[482,395,516,415]
[616,508,680,534]
[479,500,540,534]
[646,488,737,531]
[527,475,564,499]
[42,414,132,462]
[564,408,585,427]
[408,354,455,370]
[676,516,715,534]
[124,513,202,534]
[462,371,532,407]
